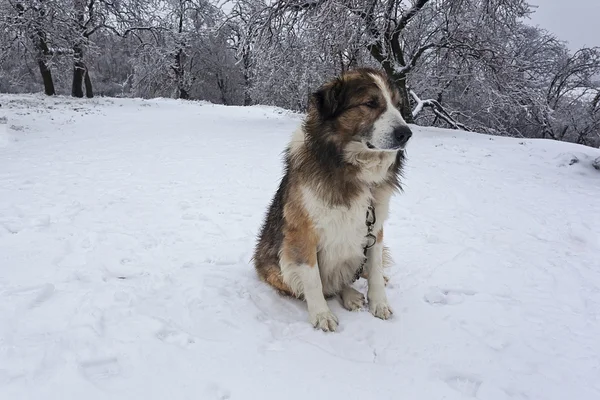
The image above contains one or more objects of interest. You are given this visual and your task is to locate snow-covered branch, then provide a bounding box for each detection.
[410,89,470,131]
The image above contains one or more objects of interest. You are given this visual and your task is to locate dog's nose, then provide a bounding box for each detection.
[393,125,412,144]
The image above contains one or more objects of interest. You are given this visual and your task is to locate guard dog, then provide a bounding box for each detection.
[252,68,412,332]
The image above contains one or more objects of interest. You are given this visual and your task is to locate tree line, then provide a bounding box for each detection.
[1,0,599,147]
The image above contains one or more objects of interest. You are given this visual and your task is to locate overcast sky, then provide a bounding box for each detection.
[527,1,600,50]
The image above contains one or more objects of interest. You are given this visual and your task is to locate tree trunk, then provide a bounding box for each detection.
[242,66,251,106]
[72,61,85,98]
[243,85,251,106]
[217,73,228,105]
[173,12,189,100]
[363,0,431,123]
[72,0,94,99]
[72,60,93,98]
[393,75,414,124]
[242,48,252,106]
[179,87,190,100]
[16,3,55,95]
[71,61,94,99]
[173,49,189,100]
[37,58,55,96]
[34,26,55,96]
[243,71,251,106]
[369,44,414,123]
[84,69,94,98]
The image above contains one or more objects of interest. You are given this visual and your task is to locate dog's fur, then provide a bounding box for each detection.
[252,68,412,332]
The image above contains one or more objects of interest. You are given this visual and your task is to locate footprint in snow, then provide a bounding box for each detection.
[4,283,56,309]
[79,357,121,382]
[202,257,237,266]
[424,287,476,306]
[31,215,51,229]
[9,124,26,132]
[0,219,23,234]
[444,374,482,397]
[179,201,211,221]
[205,382,231,400]
[156,327,195,348]
[28,283,55,309]
[181,212,210,221]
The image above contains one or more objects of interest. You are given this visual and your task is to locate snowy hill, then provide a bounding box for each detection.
[1,94,599,400]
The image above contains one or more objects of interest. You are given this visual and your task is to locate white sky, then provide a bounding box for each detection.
[527,1,600,50]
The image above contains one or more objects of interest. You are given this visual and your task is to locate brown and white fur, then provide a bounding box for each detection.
[252,68,412,332]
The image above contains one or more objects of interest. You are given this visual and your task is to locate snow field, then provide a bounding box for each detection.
[1,94,599,399]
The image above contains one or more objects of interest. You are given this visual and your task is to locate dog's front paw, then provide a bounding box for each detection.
[369,301,393,320]
[310,310,339,332]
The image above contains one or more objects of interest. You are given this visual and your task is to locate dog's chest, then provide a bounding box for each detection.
[301,187,371,288]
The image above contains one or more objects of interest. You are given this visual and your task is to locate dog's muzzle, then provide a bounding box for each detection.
[393,125,413,147]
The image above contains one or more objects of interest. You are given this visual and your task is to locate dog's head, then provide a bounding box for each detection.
[306,68,412,153]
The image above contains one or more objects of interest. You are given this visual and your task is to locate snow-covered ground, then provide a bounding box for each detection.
[1,93,599,400]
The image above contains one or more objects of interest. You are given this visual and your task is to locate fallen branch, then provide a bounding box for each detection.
[410,89,470,131]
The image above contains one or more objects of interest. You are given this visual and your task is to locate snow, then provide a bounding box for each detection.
[1,93,600,400]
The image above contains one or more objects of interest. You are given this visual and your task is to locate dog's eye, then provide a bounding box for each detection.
[363,100,378,108]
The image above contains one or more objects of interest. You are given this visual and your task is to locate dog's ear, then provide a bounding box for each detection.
[311,78,345,120]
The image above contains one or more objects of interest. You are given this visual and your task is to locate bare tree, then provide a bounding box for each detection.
[225,0,264,105]
[71,0,105,98]
[249,0,531,122]
[0,0,598,147]
[4,0,70,95]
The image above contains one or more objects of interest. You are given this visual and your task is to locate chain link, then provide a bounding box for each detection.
[352,204,376,283]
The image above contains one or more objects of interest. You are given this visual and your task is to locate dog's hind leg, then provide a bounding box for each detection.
[257,264,295,297]
[340,286,365,311]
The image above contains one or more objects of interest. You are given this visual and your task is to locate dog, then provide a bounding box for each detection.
[252,68,412,332]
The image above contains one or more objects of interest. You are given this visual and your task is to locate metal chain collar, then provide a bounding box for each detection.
[352,204,377,283]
